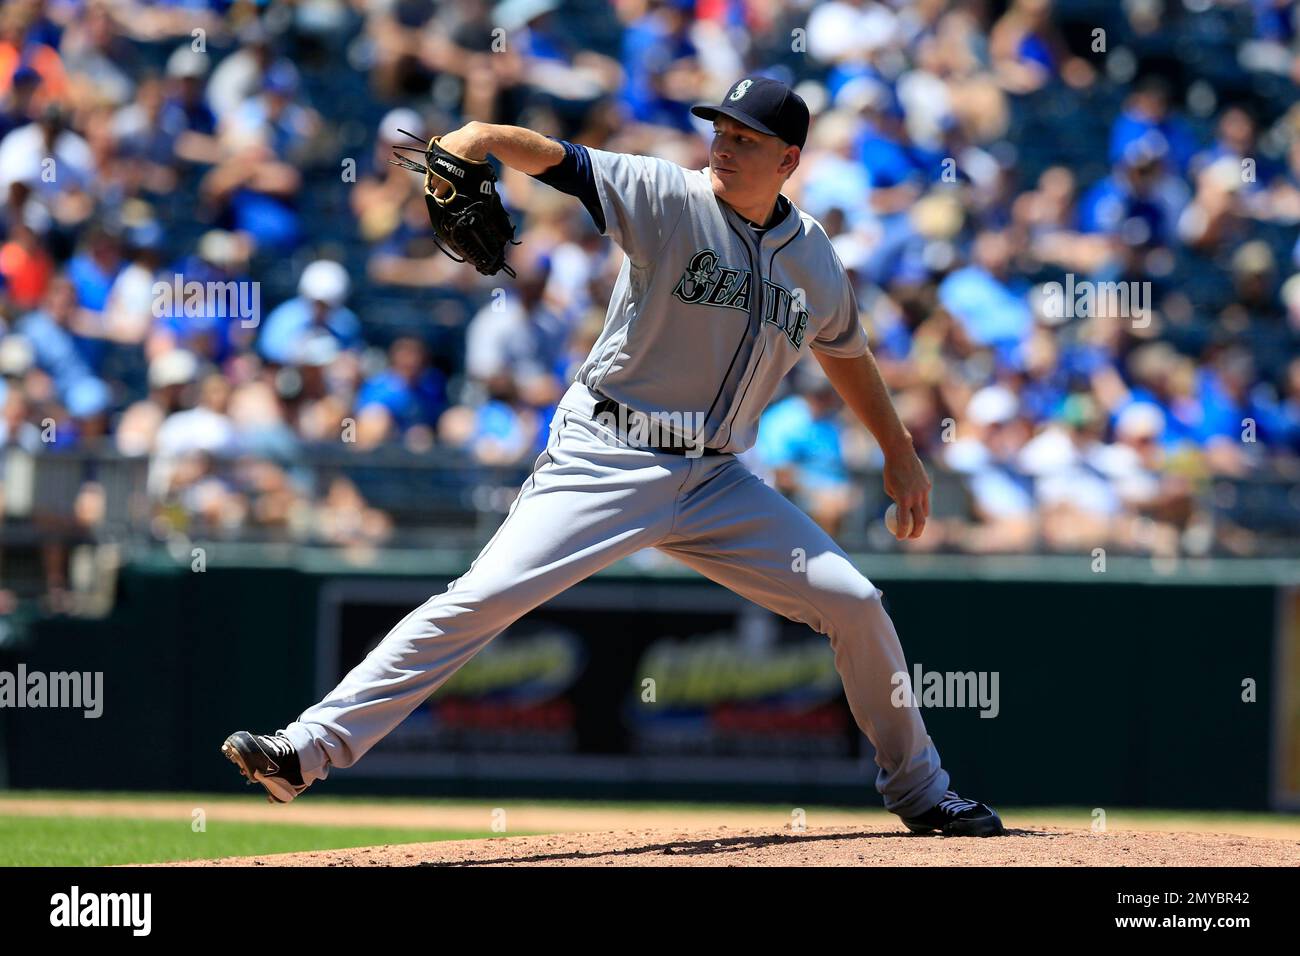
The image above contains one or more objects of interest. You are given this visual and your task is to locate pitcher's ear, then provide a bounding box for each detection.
[783,144,801,175]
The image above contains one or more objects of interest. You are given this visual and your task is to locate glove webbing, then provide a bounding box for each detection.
[390,129,519,278]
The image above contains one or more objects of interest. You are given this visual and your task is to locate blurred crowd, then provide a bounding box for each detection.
[1,0,1300,595]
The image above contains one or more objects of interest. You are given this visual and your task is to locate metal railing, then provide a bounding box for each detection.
[3,446,1300,558]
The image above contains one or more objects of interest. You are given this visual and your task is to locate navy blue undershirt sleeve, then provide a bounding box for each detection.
[528,138,606,235]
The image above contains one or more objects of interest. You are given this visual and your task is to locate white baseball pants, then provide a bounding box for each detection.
[282,383,950,817]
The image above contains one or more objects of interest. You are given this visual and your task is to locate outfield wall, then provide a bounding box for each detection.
[1,549,1295,811]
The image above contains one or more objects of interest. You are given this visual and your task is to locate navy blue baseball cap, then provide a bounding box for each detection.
[691,76,811,150]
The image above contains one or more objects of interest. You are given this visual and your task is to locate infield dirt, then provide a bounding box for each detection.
[172,825,1300,866]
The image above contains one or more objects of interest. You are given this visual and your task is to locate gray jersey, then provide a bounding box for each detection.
[574,148,867,454]
[265,132,955,825]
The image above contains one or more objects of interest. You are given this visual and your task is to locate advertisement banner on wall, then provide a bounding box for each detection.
[315,576,878,788]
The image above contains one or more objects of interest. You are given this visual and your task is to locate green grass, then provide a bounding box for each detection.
[3,790,1297,825]
[0,815,503,867]
[1,789,884,813]
[1,791,1294,865]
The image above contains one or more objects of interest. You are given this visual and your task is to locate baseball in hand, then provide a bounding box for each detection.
[885,502,912,538]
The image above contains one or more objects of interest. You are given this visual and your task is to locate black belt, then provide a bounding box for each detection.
[590,397,724,456]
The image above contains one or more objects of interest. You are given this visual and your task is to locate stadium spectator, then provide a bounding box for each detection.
[0,64,43,143]
[989,0,1095,94]
[61,2,136,109]
[66,223,124,318]
[114,347,198,457]
[463,251,571,395]
[496,0,623,130]
[1018,393,1119,551]
[150,228,254,364]
[617,0,705,133]
[944,384,1038,552]
[155,371,237,460]
[207,19,279,121]
[806,0,901,98]
[14,274,109,411]
[756,361,856,536]
[149,367,237,505]
[352,108,425,245]
[0,104,96,239]
[354,335,447,451]
[315,474,394,549]
[363,0,445,103]
[444,371,545,466]
[113,73,185,168]
[199,134,304,255]
[163,45,221,165]
[938,230,1034,354]
[98,217,165,347]
[1079,133,1190,249]
[1093,401,1193,555]
[0,338,42,452]
[221,61,319,163]
[0,221,54,308]
[1109,76,1199,178]
[258,259,359,365]
[0,2,68,111]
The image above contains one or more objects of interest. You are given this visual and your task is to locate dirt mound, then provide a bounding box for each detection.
[169,825,1300,867]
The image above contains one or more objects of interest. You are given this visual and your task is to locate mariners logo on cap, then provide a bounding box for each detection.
[729,79,753,101]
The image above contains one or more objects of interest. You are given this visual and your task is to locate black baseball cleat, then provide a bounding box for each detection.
[221,731,308,804]
[902,790,1005,837]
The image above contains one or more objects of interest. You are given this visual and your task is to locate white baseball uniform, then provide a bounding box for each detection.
[281,145,951,817]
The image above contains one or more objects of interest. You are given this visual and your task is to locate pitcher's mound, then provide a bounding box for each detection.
[179,825,1300,866]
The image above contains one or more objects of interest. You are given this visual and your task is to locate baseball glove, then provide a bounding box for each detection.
[390,128,519,278]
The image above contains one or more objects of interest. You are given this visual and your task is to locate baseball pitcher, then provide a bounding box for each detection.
[223,76,1004,837]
